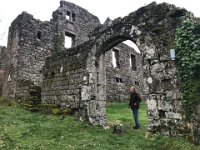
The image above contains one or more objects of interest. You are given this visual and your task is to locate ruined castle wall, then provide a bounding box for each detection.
[2,18,21,98]
[105,43,143,102]
[3,12,53,100]
[16,12,52,86]
[42,41,94,117]
[0,46,6,70]
[0,46,6,96]
[51,1,100,49]
[3,1,100,100]
[86,2,195,133]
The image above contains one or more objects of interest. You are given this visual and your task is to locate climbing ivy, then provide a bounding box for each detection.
[175,19,200,120]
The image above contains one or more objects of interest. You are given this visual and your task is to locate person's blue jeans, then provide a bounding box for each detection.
[132,109,140,128]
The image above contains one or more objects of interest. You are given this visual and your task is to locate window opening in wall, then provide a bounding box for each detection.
[72,13,75,22]
[116,77,119,82]
[50,71,55,78]
[65,36,72,48]
[8,74,11,81]
[112,49,120,68]
[65,32,75,48]
[130,54,136,71]
[60,66,63,73]
[37,31,42,40]
[135,81,139,86]
[159,110,166,119]
[116,77,123,83]
[66,11,70,20]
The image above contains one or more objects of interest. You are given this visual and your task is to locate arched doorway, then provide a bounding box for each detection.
[85,2,187,135]
[86,23,155,127]
[100,39,147,129]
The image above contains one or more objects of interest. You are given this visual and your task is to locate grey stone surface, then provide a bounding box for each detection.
[0,46,6,96]
[0,46,6,70]
[2,1,100,100]
[105,43,143,102]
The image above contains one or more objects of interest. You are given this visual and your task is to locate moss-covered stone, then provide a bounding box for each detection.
[52,108,63,116]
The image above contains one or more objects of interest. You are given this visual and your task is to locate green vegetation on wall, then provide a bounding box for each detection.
[175,19,200,120]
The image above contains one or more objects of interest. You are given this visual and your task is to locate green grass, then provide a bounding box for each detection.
[0,101,199,150]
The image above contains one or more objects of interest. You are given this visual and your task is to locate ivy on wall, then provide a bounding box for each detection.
[175,19,200,120]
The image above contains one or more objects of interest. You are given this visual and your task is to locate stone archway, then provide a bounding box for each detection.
[85,2,191,135]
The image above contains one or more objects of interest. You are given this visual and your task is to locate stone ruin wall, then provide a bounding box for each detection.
[0,46,6,96]
[52,0,100,47]
[2,1,100,101]
[0,46,6,70]
[85,2,196,135]
[105,43,143,102]
[3,12,53,100]
[41,41,143,122]
[2,0,199,138]
[42,41,95,120]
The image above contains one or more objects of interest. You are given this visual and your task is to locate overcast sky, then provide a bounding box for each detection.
[0,0,199,46]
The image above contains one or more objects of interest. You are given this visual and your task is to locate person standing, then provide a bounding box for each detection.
[129,86,142,129]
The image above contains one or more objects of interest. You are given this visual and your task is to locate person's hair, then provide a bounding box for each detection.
[130,86,136,93]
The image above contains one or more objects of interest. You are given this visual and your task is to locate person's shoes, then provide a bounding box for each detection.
[133,126,140,130]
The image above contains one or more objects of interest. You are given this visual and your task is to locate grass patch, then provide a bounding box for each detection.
[0,101,198,149]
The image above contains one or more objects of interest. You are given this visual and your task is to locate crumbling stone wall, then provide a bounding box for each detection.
[3,1,100,101]
[2,12,53,100]
[0,46,6,70]
[41,40,142,124]
[52,1,100,48]
[0,46,6,96]
[105,43,143,102]
[3,0,199,139]
[42,40,95,121]
[2,17,21,98]
[86,2,194,133]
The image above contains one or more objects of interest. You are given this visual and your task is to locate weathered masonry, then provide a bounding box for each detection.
[2,1,101,100]
[0,46,6,96]
[2,0,199,138]
[105,43,143,102]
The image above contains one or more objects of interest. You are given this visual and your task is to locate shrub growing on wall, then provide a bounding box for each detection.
[175,19,200,120]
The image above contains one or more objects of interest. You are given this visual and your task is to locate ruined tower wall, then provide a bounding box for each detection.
[105,43,143,102]
[15,12,53,100]
[3,12,53,100]
[51,1,101,49]
[3,17,21,98]
[16,12,53,85]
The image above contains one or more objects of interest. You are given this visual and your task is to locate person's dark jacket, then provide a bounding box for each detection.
[129,92,141,109]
